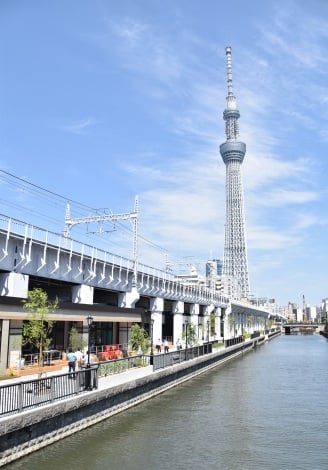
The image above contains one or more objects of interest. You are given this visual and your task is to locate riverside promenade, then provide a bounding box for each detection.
[0,333,281,467]
[0,361,154,390]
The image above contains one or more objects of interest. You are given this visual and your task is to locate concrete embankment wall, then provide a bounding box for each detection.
[0,333,280,467]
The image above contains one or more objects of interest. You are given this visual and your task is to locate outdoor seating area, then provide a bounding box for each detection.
[7,357,67,378]
[97,344,123,361]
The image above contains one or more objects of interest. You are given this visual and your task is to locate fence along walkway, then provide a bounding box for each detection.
[0,353,154,417]
[0,343,217,417]
[0,367,99,417]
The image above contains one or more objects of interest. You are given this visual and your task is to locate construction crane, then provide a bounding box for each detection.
[64,196,139,285]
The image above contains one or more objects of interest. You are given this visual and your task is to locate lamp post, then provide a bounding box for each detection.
[150,318,154,366]
[185,320,189,361]
[86,315,93,368]
[85,315,93,391]
[207,319,210,342]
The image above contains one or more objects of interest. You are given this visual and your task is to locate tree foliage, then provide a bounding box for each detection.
[69,326,85,352]
[209,313,216,334]
[22,288,58,377]
[129,323,150,353]
[183,322,198,347]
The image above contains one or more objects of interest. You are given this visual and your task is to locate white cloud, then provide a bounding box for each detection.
[110,18,148,45]
[4,0,328,305]
[60,118,96,135]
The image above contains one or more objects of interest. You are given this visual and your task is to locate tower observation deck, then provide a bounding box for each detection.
[220,47,250,299]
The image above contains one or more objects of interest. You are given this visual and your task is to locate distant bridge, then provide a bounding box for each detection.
[283,323,324,334]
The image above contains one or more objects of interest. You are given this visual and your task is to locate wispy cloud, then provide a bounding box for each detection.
[110,18,148,45]
[96,7,327,271]
[9,1,325,304]
[60,118,97,135]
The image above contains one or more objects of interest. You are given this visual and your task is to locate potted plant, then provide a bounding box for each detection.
[129,324,150,355]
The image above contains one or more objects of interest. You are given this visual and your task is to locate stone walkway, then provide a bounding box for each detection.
[0,362,155,389]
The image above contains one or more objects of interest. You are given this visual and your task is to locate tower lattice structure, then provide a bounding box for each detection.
[220,47,250,300]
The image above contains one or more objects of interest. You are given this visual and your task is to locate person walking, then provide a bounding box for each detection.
[164,339,169,353]
[75,348,83,370]
[156,339,162,353]
[67,348,77,377]
[176,338,182,350]
[82,350,95,367]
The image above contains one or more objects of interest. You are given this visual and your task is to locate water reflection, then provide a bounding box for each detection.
[6,335,328,470]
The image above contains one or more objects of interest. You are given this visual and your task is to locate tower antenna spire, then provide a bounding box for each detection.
[220,47,250,300]
[223,47,241,141]
[225,46,237,110]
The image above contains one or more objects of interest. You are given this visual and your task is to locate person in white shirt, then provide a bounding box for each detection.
[156,339,162,353]
[67,348,77,376]
[82,350,98,367]
[75,348,83,370]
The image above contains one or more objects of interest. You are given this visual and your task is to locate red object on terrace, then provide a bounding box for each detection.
[97,344,123,361]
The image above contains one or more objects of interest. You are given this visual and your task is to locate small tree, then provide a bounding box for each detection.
[228,315,236,334]
[183,323,198,347]
[209,313,216,335]
[258,317,265,333]
[22,288,58,377]
[246,315,253,331]
[69,326,85,352]
[129,324,150,353]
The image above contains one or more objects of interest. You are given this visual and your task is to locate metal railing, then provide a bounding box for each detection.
[0,366,98,418]
[97,354,150,377]
[1,342,226,417]
[152,343,213,371]
[22,350,64,366]
[250,331,261,339]
[225,335,244,348]
[0,214,230,307]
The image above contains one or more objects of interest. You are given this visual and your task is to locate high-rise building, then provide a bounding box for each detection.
[220,47,250,300]
[205,259,222,277]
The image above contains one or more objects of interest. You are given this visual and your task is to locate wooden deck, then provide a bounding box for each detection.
[6,359,67,378]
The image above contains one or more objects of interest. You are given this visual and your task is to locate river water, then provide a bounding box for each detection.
[6,335,328,470]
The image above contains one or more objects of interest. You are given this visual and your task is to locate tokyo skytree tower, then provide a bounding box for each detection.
[220,47,250,299]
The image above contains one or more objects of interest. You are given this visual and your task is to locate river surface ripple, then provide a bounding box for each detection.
[6,335,328,470]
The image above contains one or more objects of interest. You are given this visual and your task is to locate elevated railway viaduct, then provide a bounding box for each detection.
[0,215,282,374]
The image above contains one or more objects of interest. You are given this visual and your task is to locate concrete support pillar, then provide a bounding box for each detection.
[0,320,10,374]
[203,305,212,341]
[7,321,23,369]
[72,284,94,304]
[224,305,232,340]
[0,272,29,298]
[215,307,222,339]
[173,300,184,346]
[118,323,129,348]
[218,307,226,340]
[118,287,140,308]
[237,312,243,336]
[190,303,200,342]
[64,321,71,351]
[112,323,119,344]
[150,297,164,344]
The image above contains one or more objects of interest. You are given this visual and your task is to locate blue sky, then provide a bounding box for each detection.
[1,0,328,308]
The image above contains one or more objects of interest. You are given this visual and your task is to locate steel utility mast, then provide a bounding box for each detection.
[64,196,139,285]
